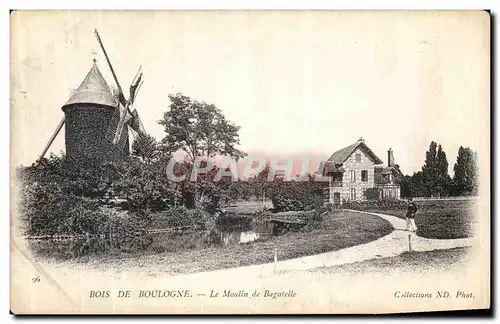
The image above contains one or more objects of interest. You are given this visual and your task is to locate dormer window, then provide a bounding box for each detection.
[355,154,361,162]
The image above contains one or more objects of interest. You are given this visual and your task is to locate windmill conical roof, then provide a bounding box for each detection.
[62,61,118,109]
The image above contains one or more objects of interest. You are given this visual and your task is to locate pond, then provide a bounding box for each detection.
[26,217,293,260]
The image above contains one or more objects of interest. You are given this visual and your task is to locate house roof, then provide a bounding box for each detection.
[322,162,345,173]
[318,139,384,174]
[381,166,404,176]
[62,61,118,109]
[326,140,384,165]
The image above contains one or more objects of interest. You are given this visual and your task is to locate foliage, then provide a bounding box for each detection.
[215,213,253,232]
[20,154,124,199]
[363,188,379,200]
[148,206,206,230]
[158,93,246,162]
[121,157,179,212]
[421,142,451,197]
[131,132,160,162]
[267,177,324,212]
[19,179,103,236]
[452,146,478,196]
[343,198,407,211]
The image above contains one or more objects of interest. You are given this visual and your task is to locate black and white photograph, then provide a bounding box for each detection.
[9,10,490,314]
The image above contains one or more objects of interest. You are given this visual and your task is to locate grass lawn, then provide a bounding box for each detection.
[314,247,471,276]
[62,211,393,276]
[363,199,476,240]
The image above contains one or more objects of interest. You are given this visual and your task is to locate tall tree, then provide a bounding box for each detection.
[452,146,478,196]
[158,93,246,163]
[131,132,160,162]
[408,171,427,198]
[436,144,451,197]
[158,93,246,210]
[421,141,438,197]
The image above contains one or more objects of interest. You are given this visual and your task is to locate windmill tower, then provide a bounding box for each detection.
[62,60,129,163]
[37,29,146,165]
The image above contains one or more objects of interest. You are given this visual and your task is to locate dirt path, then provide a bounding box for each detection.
[25,209,475,280]
[11,210,478,314]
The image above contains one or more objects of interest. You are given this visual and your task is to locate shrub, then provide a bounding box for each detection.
[268,179,323,212]
[19,180,105,237]
[215,213,253,231]
[148,206,206,230]
[343,198,407,211]
[363,188,379,200]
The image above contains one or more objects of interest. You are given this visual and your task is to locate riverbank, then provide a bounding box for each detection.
[38,210,393,276]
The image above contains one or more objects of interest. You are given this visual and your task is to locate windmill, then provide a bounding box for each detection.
[37,28,147,164]
[93,28,147,152]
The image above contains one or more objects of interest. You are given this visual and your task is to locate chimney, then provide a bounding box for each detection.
[388,148,395,167]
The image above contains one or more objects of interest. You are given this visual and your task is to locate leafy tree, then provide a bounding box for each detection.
[436,145,452,197]
[158,93,246,162]
[452,146,478,196]
[421,141,438,197]
[122,157,179,212]
[421,141,450,197]
[131,132,160,162]
[408,171,427,198]
[400,175,412,198]
[158,93,246,210]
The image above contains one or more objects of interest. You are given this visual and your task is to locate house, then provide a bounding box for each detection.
[320,138,403,205]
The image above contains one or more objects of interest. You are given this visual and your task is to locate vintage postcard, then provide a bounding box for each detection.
[10,10,491,314]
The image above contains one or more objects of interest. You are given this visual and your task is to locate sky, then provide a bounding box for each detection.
[10,11,490,176]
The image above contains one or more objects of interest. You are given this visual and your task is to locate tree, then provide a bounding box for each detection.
[158,93,246,162]
[131,132,160,162]
[400,175,412,198]
[421,141,450,197]
[421,141,438,197]
[122,157,179,212]
[408,171,427,198]
[436,145,452,197]
[452,146,478,196]
[158,93,247,210]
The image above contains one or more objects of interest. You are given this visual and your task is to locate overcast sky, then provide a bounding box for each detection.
[11,11,489,175]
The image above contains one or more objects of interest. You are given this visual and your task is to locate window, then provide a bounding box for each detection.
[350,170,356,182]
[355,154,361,162]
[350,188,356,200]
[361,170,368,182]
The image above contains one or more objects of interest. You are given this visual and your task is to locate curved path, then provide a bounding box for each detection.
[15,209,476,281]
[158,209,476,278]
[11,209,478,313]
[265,209,474,273]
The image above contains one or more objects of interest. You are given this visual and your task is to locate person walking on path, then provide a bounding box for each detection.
[405,198,418,232]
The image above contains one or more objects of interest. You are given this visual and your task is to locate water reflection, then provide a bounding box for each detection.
[27,217,278,259]
[218,230,270,246]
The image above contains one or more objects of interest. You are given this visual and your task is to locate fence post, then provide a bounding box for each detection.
[408,233,412,252]
[273,247,278,274]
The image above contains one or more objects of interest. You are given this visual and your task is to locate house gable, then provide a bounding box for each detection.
[321,139,383,175]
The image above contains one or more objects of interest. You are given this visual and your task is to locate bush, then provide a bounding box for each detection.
[148,206,206,230]
[19,180,105,237]
[268,179,323,212]
[343,198,407,211]
[363,188,379,200]
[215,213,253,231]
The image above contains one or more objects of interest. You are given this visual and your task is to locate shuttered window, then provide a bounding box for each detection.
[350,188,356,200]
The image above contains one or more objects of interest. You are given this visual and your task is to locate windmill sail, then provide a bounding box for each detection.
[128,109,146,134]
[129,66,143,105]
[106,102,131,150]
